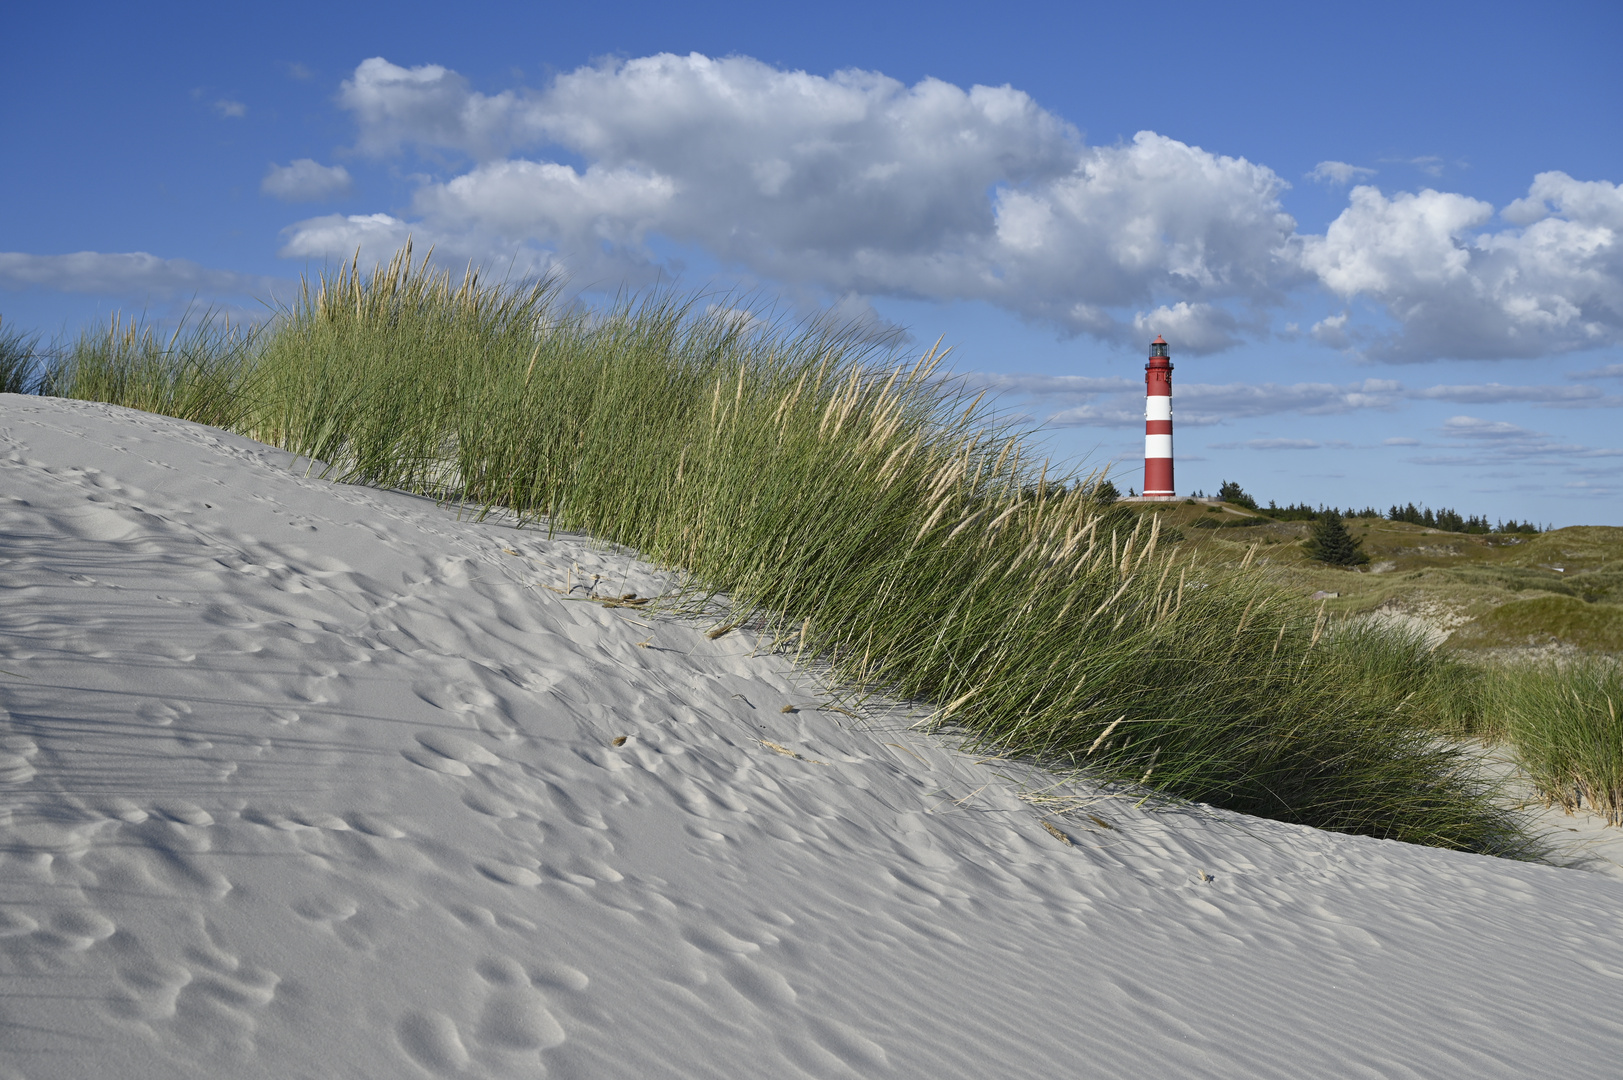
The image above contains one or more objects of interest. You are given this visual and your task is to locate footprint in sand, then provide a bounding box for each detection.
[0,735,38,784]
[34,907,118,953]
[476,860,543,887]
[403,731,502,776]
[474,956,568,1051]
[397,1010,472,1073]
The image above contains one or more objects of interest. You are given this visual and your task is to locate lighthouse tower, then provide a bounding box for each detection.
[1143,336,1174,499]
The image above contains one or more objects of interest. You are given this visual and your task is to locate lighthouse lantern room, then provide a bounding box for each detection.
[1142,336,1175,499]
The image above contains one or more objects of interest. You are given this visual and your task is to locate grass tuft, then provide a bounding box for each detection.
[41,311,257,429]
[1485,658,1623,823]
[0,316,43,395]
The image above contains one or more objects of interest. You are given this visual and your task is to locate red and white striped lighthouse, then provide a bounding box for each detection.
[1143,336,1174,499]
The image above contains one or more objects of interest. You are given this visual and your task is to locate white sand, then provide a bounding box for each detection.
[4,394,1623,1079]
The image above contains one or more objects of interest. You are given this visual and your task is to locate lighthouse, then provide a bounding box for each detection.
[1143,336,1174,499]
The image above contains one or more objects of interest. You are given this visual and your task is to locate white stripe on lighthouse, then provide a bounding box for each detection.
[1145,434,1173,458]
[1145,396,1172,421]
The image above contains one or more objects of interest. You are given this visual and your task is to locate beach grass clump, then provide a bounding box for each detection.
[1320,619,1488,737]
[33,244,1534,855]
[0,316,43,395]
[41,312,257,430]
[1486,657,1623,823]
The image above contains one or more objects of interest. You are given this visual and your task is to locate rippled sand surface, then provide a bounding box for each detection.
[4,394,1623,1079]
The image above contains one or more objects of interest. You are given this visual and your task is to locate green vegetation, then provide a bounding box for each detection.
[1089,478,1120,505]
[1217,479,1257,510]
[1388,502,1541,535]
[0,316,41,395]
[1086,497,1623,823]
[1262,501,1384,522]
[1453,596,1623,654]
[39,312,258,429]
[1320,620,1484,737]
[1202,480,1538,534]
[1086,496,1619,659]
[0,251,1543,855]
[1304,511,1370,567]
[1483,658,1623,823]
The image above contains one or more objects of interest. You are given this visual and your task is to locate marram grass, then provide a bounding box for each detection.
[31,245,1536,856]
[1484,658,1623,824]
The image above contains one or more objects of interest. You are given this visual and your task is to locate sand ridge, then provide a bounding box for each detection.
[3,394,1623,1078]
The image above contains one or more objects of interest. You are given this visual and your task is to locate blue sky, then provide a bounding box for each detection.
[5,0,1621,524]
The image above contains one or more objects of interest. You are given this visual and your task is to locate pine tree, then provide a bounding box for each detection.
[1217,480,1257,510]
[1304,510,1370,567]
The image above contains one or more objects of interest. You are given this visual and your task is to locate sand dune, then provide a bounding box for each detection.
[3,394,1623,1078]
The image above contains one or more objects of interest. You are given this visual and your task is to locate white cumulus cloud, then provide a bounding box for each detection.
[1131,302,1246,355]
[277,213,426,270]
[339,58,544,160]
[1301,175,1623,361]
[275,53,1623,365]
[262,160,353,202]
[280,54,1300,350]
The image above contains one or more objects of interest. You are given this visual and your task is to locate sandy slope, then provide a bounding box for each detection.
[3,395,1623,1079]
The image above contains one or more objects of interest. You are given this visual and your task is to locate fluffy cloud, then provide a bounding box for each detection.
[1301,175,1623,361]
[1131,303,1247,354]
[283,54,1623,364]
[214,99,247,119]
[262,159,353,202]
[284,54,1298,349]
[0,251,285,299]
[339,58,544,159]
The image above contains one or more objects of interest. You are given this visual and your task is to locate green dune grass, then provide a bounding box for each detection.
[22,245,1537,856]
[1484,658,1623,824]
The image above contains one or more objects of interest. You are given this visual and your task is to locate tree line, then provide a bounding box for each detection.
[1210,481,1542,535]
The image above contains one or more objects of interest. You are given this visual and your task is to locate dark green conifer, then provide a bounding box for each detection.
[1217,479,1257,510]
[1304,510,1370,566]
